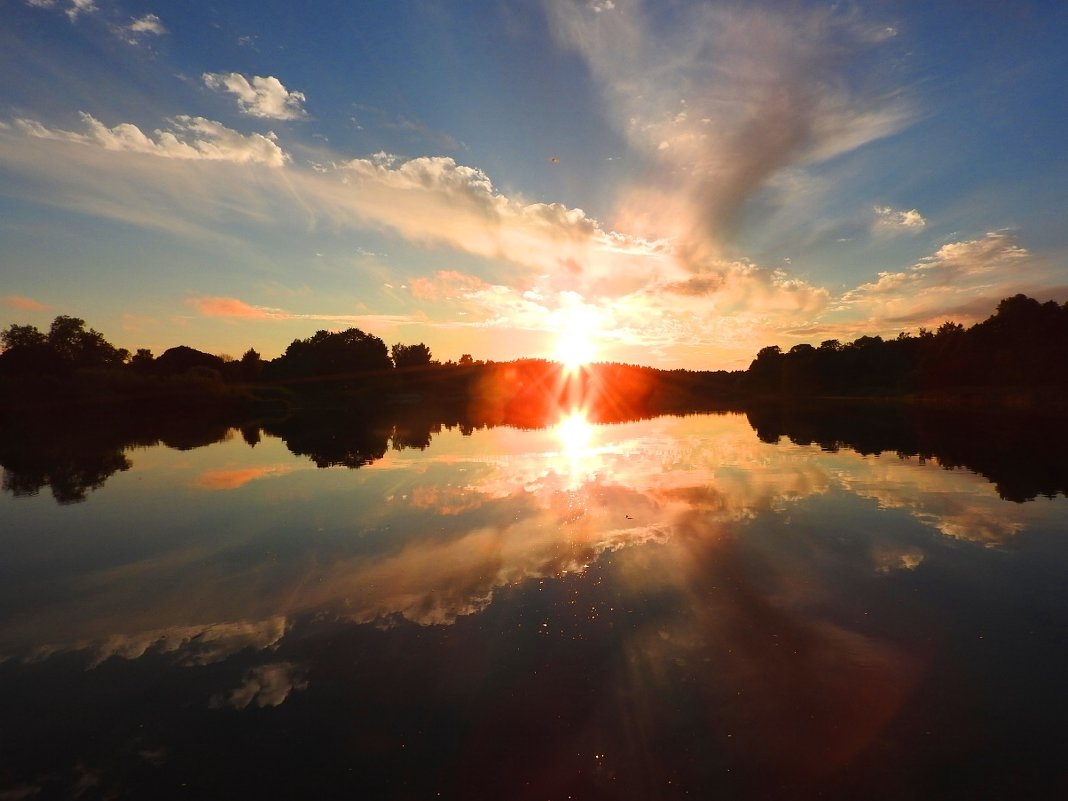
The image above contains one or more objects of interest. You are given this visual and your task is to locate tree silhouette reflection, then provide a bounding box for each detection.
[3,398,1066,504]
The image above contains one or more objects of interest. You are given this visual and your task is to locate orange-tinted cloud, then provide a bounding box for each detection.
[187,296,416,329]
[408,270,489,301]
[2,295,49,311]
[192,465,292,490]
[189,296,281,320]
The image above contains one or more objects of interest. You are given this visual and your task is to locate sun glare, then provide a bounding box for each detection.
[553,305,600,372]
[556,410,594,455]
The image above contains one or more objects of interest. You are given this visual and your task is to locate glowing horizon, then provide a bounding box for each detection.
[1,1,1066,369]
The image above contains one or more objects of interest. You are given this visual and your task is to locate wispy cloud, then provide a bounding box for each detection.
[24,0,96,22]
[23,617,290,668]
[15,113,287,166]
[547,0,912,268]
[203,73,307,121]
[191,466,294,491]
[840,231,1036,327]
[66,0,95,22]
[1,100,1051,368]
[188,296,418,329]
[2,295,50,311]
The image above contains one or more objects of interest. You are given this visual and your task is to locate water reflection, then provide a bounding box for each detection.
[2,411,1060,654]
[1,406,1066,798]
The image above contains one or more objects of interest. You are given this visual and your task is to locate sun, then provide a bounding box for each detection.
[553,305,600,372]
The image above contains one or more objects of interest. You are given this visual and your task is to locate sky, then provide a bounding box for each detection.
[1,0,1066,369]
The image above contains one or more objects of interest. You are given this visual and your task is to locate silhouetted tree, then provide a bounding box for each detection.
[47,315,129,369]
[130,348,155,370]
[240,348,264,381]
[1,324,47,350]
[0,316,126,376]
[738,294,1068,401]
[391,342,433,369]
[269,327,391,381]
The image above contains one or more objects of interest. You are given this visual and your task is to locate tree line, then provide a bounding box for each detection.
[2,294,1066,413]
[741,294,1068,400]
[0,316,457,381]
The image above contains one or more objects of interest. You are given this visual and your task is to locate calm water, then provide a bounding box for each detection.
[1,408,1066,800]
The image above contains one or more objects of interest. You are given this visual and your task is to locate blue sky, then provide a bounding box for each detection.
[2,0,1066,368]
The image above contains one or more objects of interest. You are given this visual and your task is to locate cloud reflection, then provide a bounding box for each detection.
[191,465,294,491]
[1,413,1055,667]
[210,662,308,709]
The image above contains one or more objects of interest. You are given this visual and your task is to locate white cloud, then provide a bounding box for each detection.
[24,0,96,20]
[873,205,926,233]
[547,0,912,266]
[127,12,165,35]
[115,13,167,46]
[66,0,96,22]
[0,114,832,365]
[15,112,287,166]
[839,231,1034,325]
[203,72,307,120]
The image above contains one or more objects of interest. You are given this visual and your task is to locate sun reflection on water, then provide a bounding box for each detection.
[553,410,601,492]
[556,410,594,456]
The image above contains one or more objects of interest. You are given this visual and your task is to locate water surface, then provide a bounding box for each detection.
[1,409,1066,799]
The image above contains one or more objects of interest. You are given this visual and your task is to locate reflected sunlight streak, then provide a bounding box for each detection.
[556,410,594,456]
[554,410,602,491]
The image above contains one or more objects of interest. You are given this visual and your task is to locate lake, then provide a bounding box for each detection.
[2,405,1066,800]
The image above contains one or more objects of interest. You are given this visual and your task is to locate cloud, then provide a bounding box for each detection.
[188,296,418,328]
[22,617,290,667]
[128,13,165,35]
[873,205,926,234]
[211,662,308,709]
[66,0,96,22]
[2,295,50,311]
[190,297,281,320]
[408,270,490,302]
[119,13,167,43]
[23,0,97,22]
[0,111,829,357]
[547,0,912,265]
[842,232,1032,321]
[657,260,830,314]
[15,113,287,166]
[203,73,307,121]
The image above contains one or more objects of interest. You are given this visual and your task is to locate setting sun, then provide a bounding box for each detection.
[553,304,601,371]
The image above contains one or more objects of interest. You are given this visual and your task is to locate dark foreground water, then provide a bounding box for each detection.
[1,407,1066,800]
